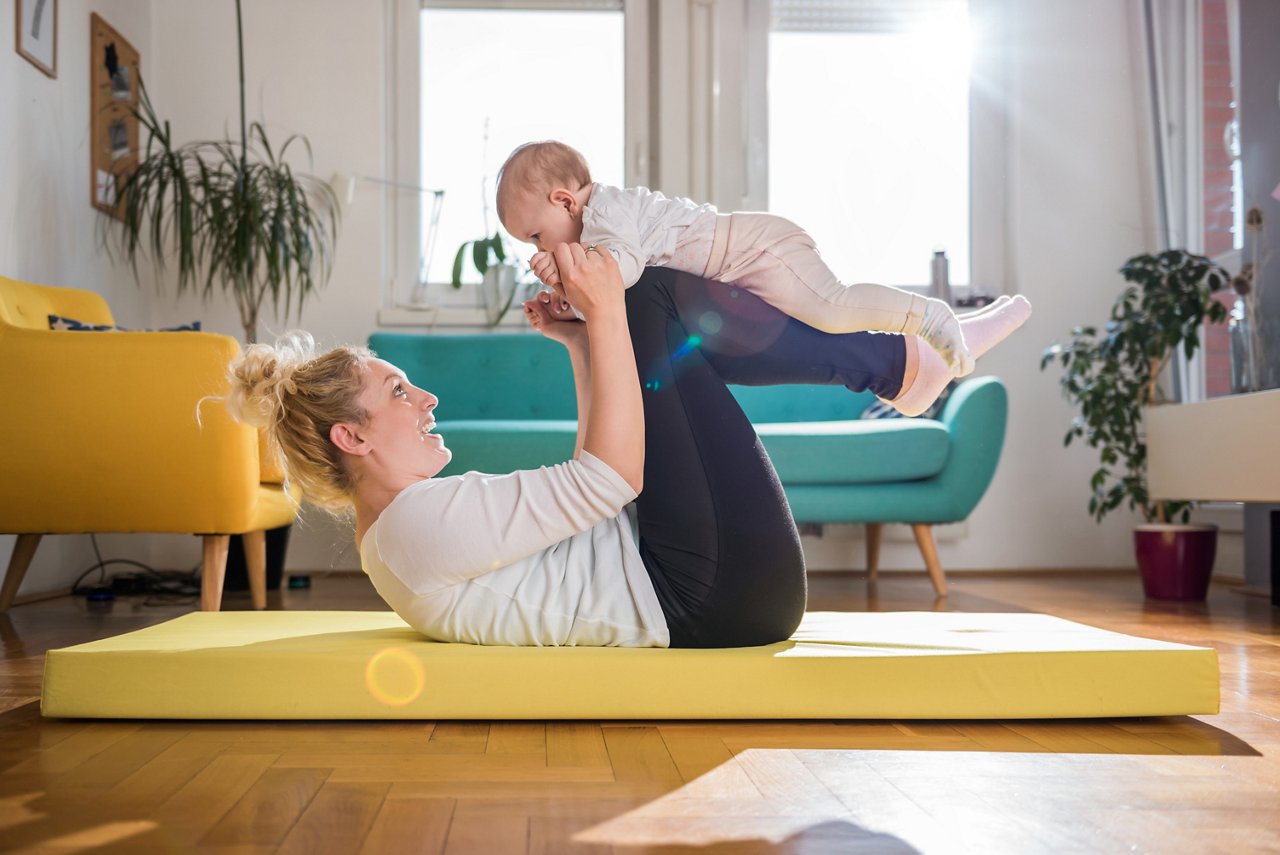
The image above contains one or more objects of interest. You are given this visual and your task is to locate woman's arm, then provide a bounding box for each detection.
[553,244,644,493]
[523,291,591,459]
[566,338,591,459]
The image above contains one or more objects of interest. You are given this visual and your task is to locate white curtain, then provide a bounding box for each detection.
[1142,0,1204,253]
[1141,0,1208,402]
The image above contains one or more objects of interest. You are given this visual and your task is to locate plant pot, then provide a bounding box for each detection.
[480,263,518,325]
[1133,523,1217,601]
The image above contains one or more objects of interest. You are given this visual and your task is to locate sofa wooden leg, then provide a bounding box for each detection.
[911,524,948,597]
[0,534,42,611]
[201,535,231,612]
[244,530,267,610]
[865,524,882,584]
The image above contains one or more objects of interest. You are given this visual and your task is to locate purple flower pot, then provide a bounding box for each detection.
[1134,524,1217,601]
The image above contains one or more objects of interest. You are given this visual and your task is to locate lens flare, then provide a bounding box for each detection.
[364,646,426,707]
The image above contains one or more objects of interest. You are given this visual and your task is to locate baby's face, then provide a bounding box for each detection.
[501,191,583,254]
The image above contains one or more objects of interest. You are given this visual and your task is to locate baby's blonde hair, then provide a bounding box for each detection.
[223,331,374,513]
[495,140,592,222]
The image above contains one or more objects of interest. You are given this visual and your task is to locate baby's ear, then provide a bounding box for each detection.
[549,187,576,212]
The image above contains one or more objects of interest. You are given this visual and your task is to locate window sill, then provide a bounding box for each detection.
[377,305,532,330]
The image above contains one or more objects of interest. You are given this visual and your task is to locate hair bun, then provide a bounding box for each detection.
[224,331,318,429]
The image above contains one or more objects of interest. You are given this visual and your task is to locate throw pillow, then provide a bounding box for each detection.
[48,314,202,332]
[860,380,956,421]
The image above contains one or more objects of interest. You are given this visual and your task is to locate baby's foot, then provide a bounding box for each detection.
[888,295,1032,417]
[918,298,975,378]
[956,294,1010,321]
[960,294,1032,360]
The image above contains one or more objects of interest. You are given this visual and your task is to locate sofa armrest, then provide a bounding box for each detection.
[0,328,267,533]
[932,375,1009,519]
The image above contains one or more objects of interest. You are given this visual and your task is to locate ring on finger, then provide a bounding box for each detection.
[585,244,598,254]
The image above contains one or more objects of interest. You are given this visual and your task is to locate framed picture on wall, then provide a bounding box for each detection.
[90,14,140,220]
[15,0,58,78]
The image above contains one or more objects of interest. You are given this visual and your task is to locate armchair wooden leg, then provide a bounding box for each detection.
[865,524,882,584]
[244,530,267,610]
[201,535,231,612]
[911,524,948,597]
[0,534,43,611]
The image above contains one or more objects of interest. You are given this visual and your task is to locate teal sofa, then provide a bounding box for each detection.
[369,332,1008,595]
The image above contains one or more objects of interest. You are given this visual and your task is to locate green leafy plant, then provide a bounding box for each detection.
[450,232,507,289]
[1041,250,1229,524]
[103,0,339,344]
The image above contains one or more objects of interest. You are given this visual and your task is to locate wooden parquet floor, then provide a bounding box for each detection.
[1,570,1278,854]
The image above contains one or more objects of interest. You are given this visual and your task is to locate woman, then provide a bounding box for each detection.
[225,243,1028,648]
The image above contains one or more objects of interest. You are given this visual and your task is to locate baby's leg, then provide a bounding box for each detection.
[705,213,974,376]
[888,295,1032,416]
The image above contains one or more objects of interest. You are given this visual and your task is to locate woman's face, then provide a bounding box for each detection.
[352,358,452,480]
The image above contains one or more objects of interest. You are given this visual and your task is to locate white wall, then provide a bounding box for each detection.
[784,0,1180,576]
[875,0,1163,573]
[140,0,387,575]
[6,0,1239,600]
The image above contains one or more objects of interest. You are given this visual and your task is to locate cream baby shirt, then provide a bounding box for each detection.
[580,183,719,288]
[359,451,671,647]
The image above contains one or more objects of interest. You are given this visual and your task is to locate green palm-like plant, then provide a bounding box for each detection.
[1041,250,1229,524]
[103,0,339,343]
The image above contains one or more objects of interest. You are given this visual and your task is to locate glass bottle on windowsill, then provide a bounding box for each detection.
[929,249,952,306]
[1229,295,1258,394]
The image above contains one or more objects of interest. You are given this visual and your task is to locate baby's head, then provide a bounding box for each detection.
[496,141,592,253]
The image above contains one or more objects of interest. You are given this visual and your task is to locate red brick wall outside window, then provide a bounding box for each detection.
[1202,0,1236,398]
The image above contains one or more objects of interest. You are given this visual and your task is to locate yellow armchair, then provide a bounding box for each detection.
[0,276,297,611]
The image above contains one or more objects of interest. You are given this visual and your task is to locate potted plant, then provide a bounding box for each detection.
[1042,249,1230,600]
[450,231,527,325]
[103,0,341,593]
[104,0,340,343]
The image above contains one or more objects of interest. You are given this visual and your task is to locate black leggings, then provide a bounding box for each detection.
[627,268,907,648]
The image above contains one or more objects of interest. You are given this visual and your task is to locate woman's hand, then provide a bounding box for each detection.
[523,290,586,348]
[552,242,625,323]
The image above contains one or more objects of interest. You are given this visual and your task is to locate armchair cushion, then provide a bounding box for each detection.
[753,419,949,484]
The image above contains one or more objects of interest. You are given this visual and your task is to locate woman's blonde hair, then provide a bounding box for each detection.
[223,331,373,512]
[495,140,592,221]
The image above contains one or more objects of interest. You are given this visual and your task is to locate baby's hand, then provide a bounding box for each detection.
[531,251,561,288]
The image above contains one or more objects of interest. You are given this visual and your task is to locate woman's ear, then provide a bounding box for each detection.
[330,422,370,457]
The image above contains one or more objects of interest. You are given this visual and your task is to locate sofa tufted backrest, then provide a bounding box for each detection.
[0,277,115,331]
[728,384,875,423]
[369,332,579,420]
[369,332,880,423]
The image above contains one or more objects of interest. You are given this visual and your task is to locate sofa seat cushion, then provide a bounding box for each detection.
[436,419,578,477]
[754,419,950,484]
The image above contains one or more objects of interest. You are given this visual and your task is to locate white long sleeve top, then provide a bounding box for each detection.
[580,183,719,288]
[358,451,671,648]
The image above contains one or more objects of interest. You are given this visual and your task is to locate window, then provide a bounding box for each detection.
[766,0,973,288]
[420,3,625,286]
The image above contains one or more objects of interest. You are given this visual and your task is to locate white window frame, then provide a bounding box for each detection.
[382,0,1013,322]
[382,0,647,319]
[651,0,1012,296]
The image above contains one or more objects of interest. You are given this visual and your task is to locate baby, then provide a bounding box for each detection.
[497,140,987,376]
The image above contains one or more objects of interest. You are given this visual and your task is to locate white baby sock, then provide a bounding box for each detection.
[916,298,976,378]
[888,295,1032,417]
[956,294,1011,321]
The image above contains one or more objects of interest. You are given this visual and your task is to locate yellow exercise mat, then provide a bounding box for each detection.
[41,611,1219,720]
